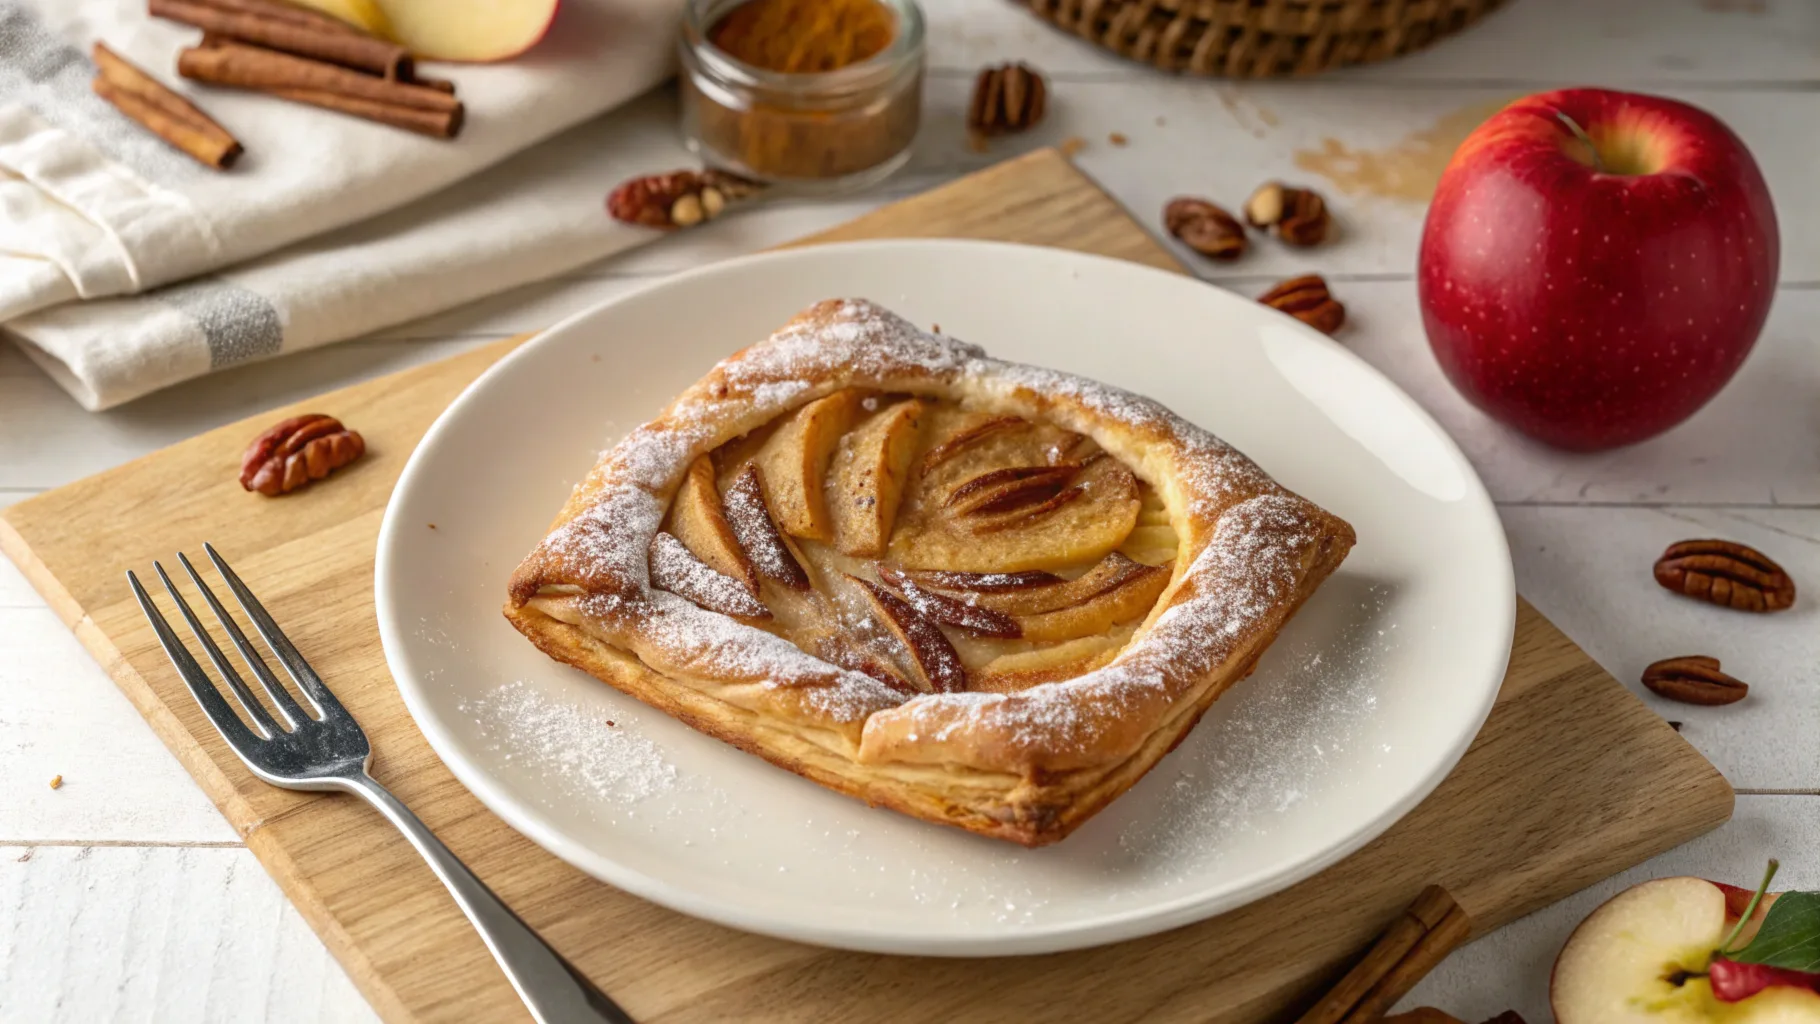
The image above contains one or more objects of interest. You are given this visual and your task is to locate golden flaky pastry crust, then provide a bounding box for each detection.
[506,299,1354,845]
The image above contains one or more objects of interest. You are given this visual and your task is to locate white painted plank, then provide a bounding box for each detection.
[0,608,232,844]
[1503,505,1820,792]
[0,845,376,1024]
[1400,794,1819,1021]
[921,0,1820,84]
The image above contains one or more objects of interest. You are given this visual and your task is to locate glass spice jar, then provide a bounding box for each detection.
[678,0,925,192]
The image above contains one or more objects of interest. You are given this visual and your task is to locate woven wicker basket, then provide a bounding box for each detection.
[1021,0,1508,78]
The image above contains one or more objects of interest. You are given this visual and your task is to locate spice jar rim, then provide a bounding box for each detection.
[680,0,925,99]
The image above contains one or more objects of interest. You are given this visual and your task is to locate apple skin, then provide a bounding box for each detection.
[1710,959,1820,1002]
[1418,88,1779,451]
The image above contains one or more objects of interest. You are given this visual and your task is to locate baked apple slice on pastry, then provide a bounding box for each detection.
[665,455,761,598]
[505,298,1354,846]
[827,398,926,557]
[751,388,868,541]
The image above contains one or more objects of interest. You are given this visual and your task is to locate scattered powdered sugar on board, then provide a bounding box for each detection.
[459,680,677,805]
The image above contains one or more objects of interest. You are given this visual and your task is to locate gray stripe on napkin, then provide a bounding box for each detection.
[0,4,204,181]
[161,278,285,367]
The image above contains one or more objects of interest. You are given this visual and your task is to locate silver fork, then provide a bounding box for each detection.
[129,543,634,1024]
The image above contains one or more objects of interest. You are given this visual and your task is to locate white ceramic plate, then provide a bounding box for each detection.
[375,240,1513,956]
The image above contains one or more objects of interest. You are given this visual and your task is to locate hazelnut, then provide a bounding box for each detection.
[670,193,704,228]
[1244,182,1286,229]
[1245,182,1332,246]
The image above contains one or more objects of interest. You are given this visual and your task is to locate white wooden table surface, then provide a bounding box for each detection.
[4,2,1818,1020]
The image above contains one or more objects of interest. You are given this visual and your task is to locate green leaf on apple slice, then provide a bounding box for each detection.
[1731,890,1820,973]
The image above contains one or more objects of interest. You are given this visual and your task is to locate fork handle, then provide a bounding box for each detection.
[340,772,636,1024]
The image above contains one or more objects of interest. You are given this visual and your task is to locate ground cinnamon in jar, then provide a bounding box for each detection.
[680,0,924,188]
[709,0,895,74]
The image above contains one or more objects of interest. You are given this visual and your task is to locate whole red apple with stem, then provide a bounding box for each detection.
[1418,88,1778,451]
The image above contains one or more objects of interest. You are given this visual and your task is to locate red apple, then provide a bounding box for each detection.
[1551,876,1820,1021]
[1418,88,1778,450]
[1711,959,1820,1003]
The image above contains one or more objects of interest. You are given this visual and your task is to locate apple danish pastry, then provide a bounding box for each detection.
[506,299,1354,845]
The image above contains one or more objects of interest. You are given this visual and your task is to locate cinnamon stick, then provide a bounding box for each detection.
[409,75,456,94]
[1298,885,1459,1024]
[267,86,462,138]
[179,42,458,114]
[1340,906,1472,1024]
[149,0,410,78]
[91,42,242,169]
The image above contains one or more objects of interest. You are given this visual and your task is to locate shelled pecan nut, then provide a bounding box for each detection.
[606,169,761,229]
[1163,197,1247,260]
[239,414,365,496]
[1258,274,1346,335]
[1244,181,1331,245]
[1641,655,1749,706]
[968,62,1047,138]
[1653,539,1795,612]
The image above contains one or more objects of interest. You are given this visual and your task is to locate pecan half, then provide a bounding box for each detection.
[1259,274,1346,335]
[1163,197,1247,261]
[1642,655,1749,706]
[606,169,761,229]
[1244,181,1331,245]
[1654,539,1795,612]
[239,414,364,496]
[968,62,1046,138]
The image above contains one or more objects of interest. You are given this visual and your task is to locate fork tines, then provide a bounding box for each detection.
[128,544,350,750]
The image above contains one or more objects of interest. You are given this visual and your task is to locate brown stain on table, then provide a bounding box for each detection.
[1294,98,1517,202]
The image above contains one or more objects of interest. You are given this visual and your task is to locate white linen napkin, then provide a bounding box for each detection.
[0,0,680,322]
[7,90,689,409]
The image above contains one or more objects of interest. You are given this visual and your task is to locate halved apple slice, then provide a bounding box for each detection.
[891,453,1140,572]
[970,633,1127,693]
[648,532,769,620]
[944,464,1079,516]
[722,466,811,591]
[875,567,1021,638]
[905,552,1157,617]
[894,567,1066,593]
[813,632,917,696]
[916,413,1029,474]
[666,455,760,598]
[827,398,925,557]
[1013,560,1169,642]
[849,575,966,693]
[751,389,867,541]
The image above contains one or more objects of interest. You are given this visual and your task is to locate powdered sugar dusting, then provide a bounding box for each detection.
[583,590,905,723]
[648,532,765,618]
[459,680,677,803]
[1108,581,1390,865]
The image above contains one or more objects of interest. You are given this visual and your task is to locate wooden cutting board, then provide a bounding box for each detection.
[0,149,1732,1023]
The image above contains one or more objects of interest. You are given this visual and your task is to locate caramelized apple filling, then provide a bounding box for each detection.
[649,391,1178,695]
